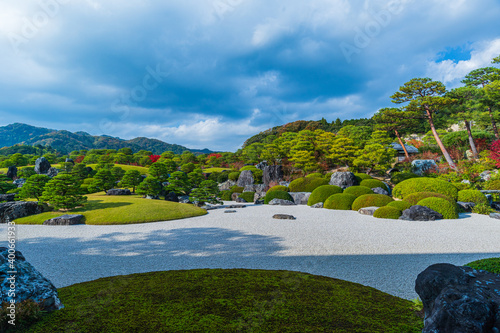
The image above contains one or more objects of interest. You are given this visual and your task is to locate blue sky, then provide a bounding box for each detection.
[1,0,500,151]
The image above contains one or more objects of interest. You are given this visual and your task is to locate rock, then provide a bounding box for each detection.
[329,172,358,189]
[263,165,284,186]
[462,179,471,184]
[399,205,443,221]
[254,192,266,202]
[0,194,16,202]
[255,161,268,170]
[0,248,64,311]
[489,213,500,219]
[358,207,379,216]
[491,202,500,211]
[255,199,264,205]
[485,194,493,205]
[227,204,246,209]
[7,166,17,180]
[372,187,389,196]
[178,195,191,204]
[457,201,475,212]
[479,170,498,182]
[13,178,26,188]
[165,191,179,202]
[231,192,241,201]
[268,198,296,206]
[46,167,59,178]
[244,184,266,193]
[237,170,255,187]
[236,197,247,203]
[65,158,75,165]
[218,180,236,191]
[411,160,438,176]
[288,192,311,205]
[279,181,291,187]
[415,263,500,332]
[146,195,160,200]
[0,201,43,223]
[311,202,324,208]
[106,189,131,196]
[43,214,85,225]
[34,157,51,175]
[224,210,237,213]
[273,214,296,220]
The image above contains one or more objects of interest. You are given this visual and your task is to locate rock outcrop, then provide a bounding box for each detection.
[263,165,284,186]
[273,214,296,220]
[329,172,358,189]
[288,192,311,205]
[34,157,51,175]
[399,205,443,221]
[7,166,17,180]
[0,201,43,223]
[268,198,296,206]
[237,170,255,187]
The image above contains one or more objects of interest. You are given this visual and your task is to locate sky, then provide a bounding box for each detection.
[0,0,500,152]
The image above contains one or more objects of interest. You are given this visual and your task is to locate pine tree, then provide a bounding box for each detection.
[189,180,221,205]
[119,170,143,193]
[40,173,87,210]
[88,169,116,193]
[136,176,162,197]
[18,174,50,201]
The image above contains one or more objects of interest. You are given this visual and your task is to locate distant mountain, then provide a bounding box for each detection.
[0,123,214,155]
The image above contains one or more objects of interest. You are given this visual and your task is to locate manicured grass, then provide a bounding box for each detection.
[202,167,232,173]
[0,164,63,174]
[466,257,500,274]
[13,193,206,225]
[87,164,149,175]
[21,269,423,333]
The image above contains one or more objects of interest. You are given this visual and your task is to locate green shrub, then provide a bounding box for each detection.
[83,178,94,185]
[238,192,255,203]
[466,257,500,274]
[393,177,459,200]
[306,173,323,178]
[391,172,420,185]
[458,190,488,205]
[253,169,263,184]
[230,185,245,193]
[264,190,294,204]
[354,173,373,183]
[484,179,500,190]
[307,185,343,206]
[217,172,229,183]
[240,165,259,172]
[417,197,459,219]
[343,186,374,198]
[324,193,357,210]
[452,182,474,191]
[373,206,402,219]
[289,177,329,192]
[360,179,386,190]
[228,172,240,181]
[220,190,232,201]
[387,201,412,211]
[403,192,455,205]
[0,299,44,331]
[472,203,494,215]
[266,185,289,194]
[351,194,394,211]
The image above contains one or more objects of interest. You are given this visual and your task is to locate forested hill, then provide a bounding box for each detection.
[0,123,213,155]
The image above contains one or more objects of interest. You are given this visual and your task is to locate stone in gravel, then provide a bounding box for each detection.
[0,201,43,223]
[489,213,500,219]
[35,157,51,174]
[227,204,246,209]
[224,210,237,214]
[237,170,254,187]
[165,191,179,202]
[311,202,323,208]
[7,166,17,180]
[399,205,442,221]
[415,263,500,332]
[358,207,379,216]
[0,247,64,311]
[268,198,296,206]
[457,201,475,212]
[0,194,16,202]
[43,214,85,225]
[289,192,311,205]
[273,214,296,220]
[254,199,264,205]
[106,189,131,195]
[263,165,284,186]
[329,172,358,189]
[372,187,389,196]
[236,197,247,203]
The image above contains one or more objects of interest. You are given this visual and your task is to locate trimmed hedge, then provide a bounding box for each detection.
[393,177,459,200]
[351,194,394,211]
[228,172,241,181]
[457,190,488,205]
[373,206,402,219]
[307,185,343,206]
[324,193,357,210]
[403,192,455,205]
[387,201,412,211]
[466,257,500,274]
[306,173,324,178]
[343,186,374,198]
[238,192,255,203]
[289,177,329,192]
[391,172,420,185]
[266,185,289,194]
[417,197,459,219]
[264,190,294,204]
[359,179,386,190]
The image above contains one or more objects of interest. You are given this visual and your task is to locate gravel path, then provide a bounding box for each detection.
[1,203,500,300]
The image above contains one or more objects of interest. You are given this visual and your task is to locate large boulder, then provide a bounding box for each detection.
[43,214,85,225]
[372,187,390,196]
[0,248,64,311]
[0,201,43,223]
[415,263,500,332]
[218,180,236,191]
[237,170,254,187]
[329,172,358,189]
[412,160,438,176]
[268,198,296,206]
[6,166,17,180]
[106,189,131,196]
[288,192,311,205]
[399,205,443,221]
[165,191,179,202]
[263,165,284,186]
[0,194,16,202]
[34,157,51,175]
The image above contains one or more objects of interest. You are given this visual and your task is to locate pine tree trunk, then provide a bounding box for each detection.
[426,108,457,170]
[464,120,478,159]
[395,130,410,160]
[488,107,500,140]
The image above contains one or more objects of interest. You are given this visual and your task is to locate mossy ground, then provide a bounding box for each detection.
[87,164,149,175]
[19,269,423,333]
[466,257,500,274]
[13,193,207,225]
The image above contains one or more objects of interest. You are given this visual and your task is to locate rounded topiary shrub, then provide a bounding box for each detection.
[264,190,294,204]
[417,197,459,219]
[359,179,386,190]
[240,165,259,172]
[457,190,488,205]
[238,192,255,203]
[391,172,420,185]
[393,177,459,200]
[307,185,343,206]
[289,177,329,192]
[266,185,289,194]
[403,192,455,205]
[220,190,232,201]
[351,194,394,211]
[373,206,402,219]
[324,193,357,210]
[306,172,323,178]
[343,186,374,198]
[354,173,373,184]
[228,172,240,181]
[387,200,412,211]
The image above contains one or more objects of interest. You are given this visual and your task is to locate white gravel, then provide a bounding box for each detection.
[1,203,500,300]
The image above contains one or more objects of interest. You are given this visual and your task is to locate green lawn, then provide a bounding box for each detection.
[0,164,63,174]
[202,167,232,173]
[13,193,206,225]
[87,164,149,175]
[18,269,423,333]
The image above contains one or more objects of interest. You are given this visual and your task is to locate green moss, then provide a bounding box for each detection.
[387,201,412,211]
[266,185,289,194]
[307,185,343,206]
[19,269,423,333]
[352,194,394,211]
[354,173,373,183]
[240,165,259,172]
[416,197,459,219]
[343,186,374,198]
[403,192,455,205]
[289,177,329,192]
[466,257,500,274]
[457,190,488,205]
[306,172,324,178]
[324,193,357,210]
[484,179,500,190]
[373,206,402,219]
[393,178,459,200]
[238,192,255,203]
[228,172,241,181]
[390,173,420,185]
[264,190,294,204]
[359,179,386,190]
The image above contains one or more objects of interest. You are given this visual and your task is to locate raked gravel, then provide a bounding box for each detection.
[1,203,500,300]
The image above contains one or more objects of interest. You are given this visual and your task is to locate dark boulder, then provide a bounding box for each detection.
[165,191,179,202]
[0,201,43,223]
[43,214,85,225]
[273,214,296,220]
[0,194,16,202]
[34,157,51,175]
[491,202,500,211]
[329,172,358,189]
[399,205,443,221]
[7,166,17,180]
[65,158,75,165]
[85,166,94,175]
[263,165,284,186]
[237,170,254,187]
[106,189,131,196]
[457,201,476,212]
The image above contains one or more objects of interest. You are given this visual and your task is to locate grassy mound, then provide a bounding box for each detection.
[266,185,289,194]
[417,197,459,219]
[324,193,357,210]
[393,178,459,200]
[343,186,374,198]
[359,179,386,190]
[307,185,343,206]
[351,194,394,211]
[264,190,294,204]
[19,269,423,333]
[13,193,207,225]
[466,258,500,274]
[390,172,420,185]
[373,206,402,220]
[387,201,412,211]
[457,190,488,205]
[354,173,373,183]
[403,192,455,205]
[288,177,329,192]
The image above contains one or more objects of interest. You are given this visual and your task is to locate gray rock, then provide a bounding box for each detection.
[231,192,241,201]
[178,195,191,204]
[268,198,296,206]
[165,191,179,202]
[457,201,476,212]
[311,202,324,208]
[461,179,471,184]
[236,197,247,203]
[263,165,284,186]
[273,214,296,220]
[35,157,51,175]
[46,167,59,178]
[399,205,443,221]
[415,263,500,332]
[106,189,131,196]
[255,161,268,170]
[329,172,358,189]
[254,192,266,202]
[358,207,379,216]
[411,160,438,176]
[65,158,75,165]
[479,170,498,182]
[237,170,255,187]
[7,166,17,180]
[491,202,500,211]
[485,194,493,205]
[146,195,160,200]
[43,214,85,225]
[244,184,266,193]
[372,187,389,196]
[13,178,26,188]
[224,210,237,213]
[227,204,246,209]
[0,248,64,311]
[489,213,500,219]
[279,181,291,187]
[288,192,311,205]
[0,194,16,202]
[218,180,236,191]
[255,199,264,205]
[0,201,43,223]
